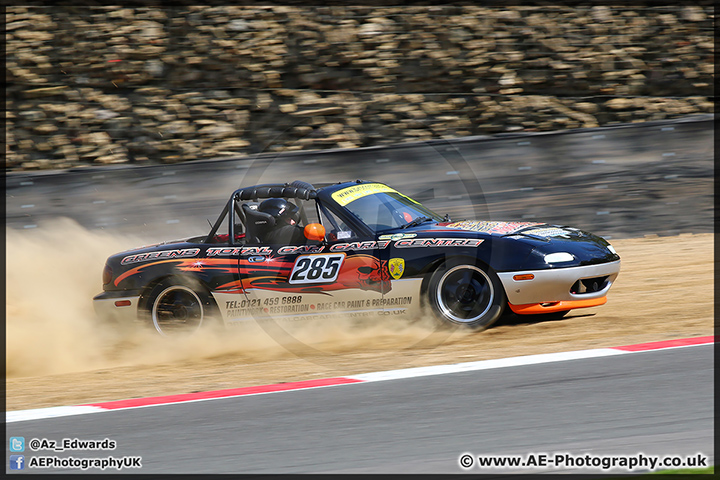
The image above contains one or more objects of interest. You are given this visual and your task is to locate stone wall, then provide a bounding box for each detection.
[5,5,715,171]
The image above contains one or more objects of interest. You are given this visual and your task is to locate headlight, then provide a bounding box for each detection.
[544,252,574,264]
[607,244,617,254]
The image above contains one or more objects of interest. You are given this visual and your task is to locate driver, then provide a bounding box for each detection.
[257,198,306,245]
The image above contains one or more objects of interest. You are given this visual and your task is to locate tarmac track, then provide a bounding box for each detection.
[6,343,713,474]
[5,117,714,474]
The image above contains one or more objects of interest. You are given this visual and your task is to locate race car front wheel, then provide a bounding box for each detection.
[428,261,505,331]
[146,278,214,336]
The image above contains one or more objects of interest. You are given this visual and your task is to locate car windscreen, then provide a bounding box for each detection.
[331,183,444,233]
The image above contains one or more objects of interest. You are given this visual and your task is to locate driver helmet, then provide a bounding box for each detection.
[258,198,299,225]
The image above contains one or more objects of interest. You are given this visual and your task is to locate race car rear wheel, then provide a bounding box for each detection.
[146,279,214,336]
[428,261,505,331]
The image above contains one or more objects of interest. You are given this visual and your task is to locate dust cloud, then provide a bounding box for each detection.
[6,218,459,379]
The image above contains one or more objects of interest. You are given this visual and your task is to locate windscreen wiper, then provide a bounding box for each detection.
[401,215,433,229]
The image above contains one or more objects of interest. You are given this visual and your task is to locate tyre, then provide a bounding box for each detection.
[427,260,506,331]
[145,278,216,336]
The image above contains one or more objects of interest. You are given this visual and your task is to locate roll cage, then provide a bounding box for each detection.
[204,181,320,244]
[205,180,415,245]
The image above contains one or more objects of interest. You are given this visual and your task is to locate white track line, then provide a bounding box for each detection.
[6,336,714,423]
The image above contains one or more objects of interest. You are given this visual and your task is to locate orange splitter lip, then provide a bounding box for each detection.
[508,296,607,315]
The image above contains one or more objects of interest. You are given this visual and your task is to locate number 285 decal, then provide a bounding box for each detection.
[289,254,345,284]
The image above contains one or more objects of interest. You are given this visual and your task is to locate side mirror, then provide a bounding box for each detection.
[304,223,326,242]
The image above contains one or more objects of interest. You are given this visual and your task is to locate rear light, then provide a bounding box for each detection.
[102,264,113,285]
[114,300,131,307]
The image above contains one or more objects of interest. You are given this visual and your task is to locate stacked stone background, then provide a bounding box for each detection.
[5,5,715,171]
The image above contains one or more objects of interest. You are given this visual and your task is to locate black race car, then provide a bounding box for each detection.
[94,180,621,335]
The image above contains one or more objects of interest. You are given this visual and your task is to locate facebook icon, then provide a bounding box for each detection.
[9,455,25,470]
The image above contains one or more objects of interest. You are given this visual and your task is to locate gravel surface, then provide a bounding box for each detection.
[5,233,713,411]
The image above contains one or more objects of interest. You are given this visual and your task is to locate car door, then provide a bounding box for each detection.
[241,198,389,323]
[337,191,425,319]
[313,200,391,318]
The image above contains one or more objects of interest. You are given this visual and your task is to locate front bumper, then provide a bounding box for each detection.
[497,260,621,307]
[93,290,141,324]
